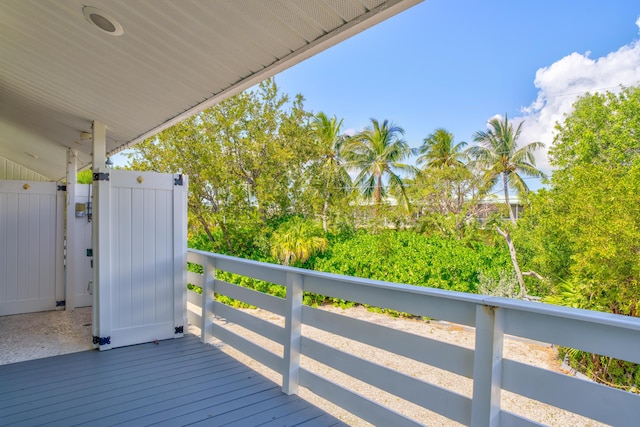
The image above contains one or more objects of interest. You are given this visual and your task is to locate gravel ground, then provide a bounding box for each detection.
[1,306,606,426]
[0,307,93,365]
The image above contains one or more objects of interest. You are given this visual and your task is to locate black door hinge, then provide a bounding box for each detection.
[56,300,66,307]
[57,185,67,191]
[174,174,183,186]
[93,172,110,181]
[175,326,184,334]
[93,336,111,345]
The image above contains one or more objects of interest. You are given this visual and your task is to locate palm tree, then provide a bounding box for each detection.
[468,114,546,299]
[309,112,352,231]
[468,114,546,225]
[416,128,467,169]
[270,217,328,266]
[417,128,469,215]
[343,118,415,213]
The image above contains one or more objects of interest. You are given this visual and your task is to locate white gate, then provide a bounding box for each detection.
[92,170,187,350]
[0,181,64,315]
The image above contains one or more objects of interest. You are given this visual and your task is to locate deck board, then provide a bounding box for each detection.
[0,334,347,426]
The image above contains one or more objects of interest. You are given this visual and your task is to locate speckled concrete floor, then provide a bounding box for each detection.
[0,307,93,365]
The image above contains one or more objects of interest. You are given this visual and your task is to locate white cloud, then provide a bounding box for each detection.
[515,34,640,171]
[636,15,640,31]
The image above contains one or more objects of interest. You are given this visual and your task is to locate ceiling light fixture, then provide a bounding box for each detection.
[83,6,124,36]
[25,152,39,159]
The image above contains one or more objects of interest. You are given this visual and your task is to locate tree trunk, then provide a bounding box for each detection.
[503,172,516,225]
[496,226,527,299]
[322,192,329,232]
[373,174,382,217]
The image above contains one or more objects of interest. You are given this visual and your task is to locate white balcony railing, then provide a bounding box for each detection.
[186,249,640,427]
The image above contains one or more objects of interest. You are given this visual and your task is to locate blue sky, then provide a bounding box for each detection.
[116,0,639,190]
[272,0,640,187]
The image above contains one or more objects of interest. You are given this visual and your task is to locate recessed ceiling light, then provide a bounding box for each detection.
[83,6,124,36]
[25,152,39,159]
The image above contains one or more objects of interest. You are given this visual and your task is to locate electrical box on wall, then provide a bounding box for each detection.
[75,203,86,217]
[75,201,92,222]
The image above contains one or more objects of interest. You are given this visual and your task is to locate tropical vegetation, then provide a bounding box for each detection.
[125,80,639,390]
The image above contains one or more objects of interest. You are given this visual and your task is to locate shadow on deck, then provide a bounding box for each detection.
[0,334,346,426]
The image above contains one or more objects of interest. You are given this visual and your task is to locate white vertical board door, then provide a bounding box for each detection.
[0,181,64,315]
[93,170,187,349]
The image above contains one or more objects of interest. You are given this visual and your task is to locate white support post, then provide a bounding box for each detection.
[471,305,504,427]
[65,148,78,310]
[173,174,188,338]
[201,255,215,344]
[55,180,65,310]
[282,272,303,395]
[92,121,111,350]
[92,121,107,170]
[92,166,111,350]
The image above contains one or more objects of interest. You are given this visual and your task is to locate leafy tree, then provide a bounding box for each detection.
[406,166,487,239]
[410,128,485,236]
[270,216,328,266]
[307,112,353,231]
[519,89,640,391]
[128,79,314,257]
[343,119,415,215]
[520,86,640,315]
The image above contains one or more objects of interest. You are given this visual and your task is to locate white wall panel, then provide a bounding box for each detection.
[71,184,94,307]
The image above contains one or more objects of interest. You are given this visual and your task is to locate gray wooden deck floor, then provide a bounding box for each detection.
[0,334,347,427]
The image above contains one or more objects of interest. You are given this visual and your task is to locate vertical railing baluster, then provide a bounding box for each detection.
[282,272,303,395]
[471,304,504,427]
[201,255,215,344]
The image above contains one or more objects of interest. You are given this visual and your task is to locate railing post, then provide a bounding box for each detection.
[201,255,215,344]
[282,272,303,395]
[471,304,504,427]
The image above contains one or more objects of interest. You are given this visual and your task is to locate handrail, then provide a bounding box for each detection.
[186,248,640,427]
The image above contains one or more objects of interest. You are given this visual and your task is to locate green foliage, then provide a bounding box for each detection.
[416,128,467,169]
[558,347,640,393]
[343,118,416,213]
[477,270,519,298]
[314,230,511,293]
[521,86,640,316]
[77,169,93,184]
[305,112,355,232]
[132,74,639,390]
[518,86,640,389]
[270,216,328,266]
[468,113,546,224]
[550,86,640,170]
[128,78,315,257]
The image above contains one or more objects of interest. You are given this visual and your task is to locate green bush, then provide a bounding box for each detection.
[313,230,511,294]
[187,230,514,313]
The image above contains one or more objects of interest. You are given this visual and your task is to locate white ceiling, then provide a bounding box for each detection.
[0,0,421,181]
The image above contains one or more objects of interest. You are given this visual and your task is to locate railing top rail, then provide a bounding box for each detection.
[187,249,640,332]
